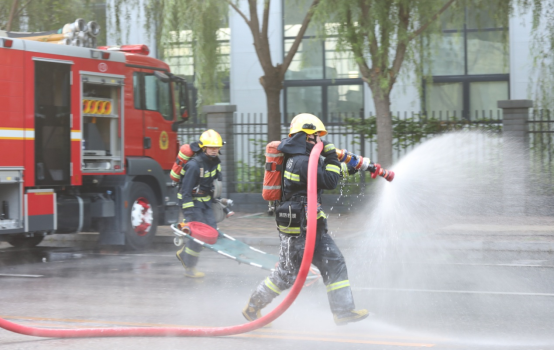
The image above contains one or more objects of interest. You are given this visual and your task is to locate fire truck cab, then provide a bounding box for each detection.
[0,38,190,249]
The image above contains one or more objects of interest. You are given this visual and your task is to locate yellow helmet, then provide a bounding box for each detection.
[288,113,327,137]
[199,129,223,147]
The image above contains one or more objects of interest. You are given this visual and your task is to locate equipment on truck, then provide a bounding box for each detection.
[0,26,191,249]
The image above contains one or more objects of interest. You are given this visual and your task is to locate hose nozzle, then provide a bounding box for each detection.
[336,149,394,182]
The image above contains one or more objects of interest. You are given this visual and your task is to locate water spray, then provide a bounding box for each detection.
[336,149,395,182]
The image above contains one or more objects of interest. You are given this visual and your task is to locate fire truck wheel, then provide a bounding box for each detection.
[126,182,158,250]
[7,235,45,248]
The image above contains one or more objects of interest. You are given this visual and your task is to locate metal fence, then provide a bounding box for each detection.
[177,109,553,194]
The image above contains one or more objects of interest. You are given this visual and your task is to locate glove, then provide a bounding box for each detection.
[322,141,339,163]
[347,165,358,175]
[367,163,381,179]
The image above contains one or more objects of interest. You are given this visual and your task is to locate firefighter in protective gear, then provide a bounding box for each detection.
[243,114,369,326]
[176,129,223,278]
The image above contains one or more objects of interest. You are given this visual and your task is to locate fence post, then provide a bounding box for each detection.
[202,104,237,198]
[498,99,532,215]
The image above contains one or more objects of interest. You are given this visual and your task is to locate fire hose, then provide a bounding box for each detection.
[0,142,324,338]
[336,149,395,182]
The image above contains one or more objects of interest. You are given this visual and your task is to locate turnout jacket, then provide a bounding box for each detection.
[178,152,222,210]
[277,132,342,203]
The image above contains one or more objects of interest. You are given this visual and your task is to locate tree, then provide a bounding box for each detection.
[112,0,321,142]
[0,0,105,44]
[313,0,511,166]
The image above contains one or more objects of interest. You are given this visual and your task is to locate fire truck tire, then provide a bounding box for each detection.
[125,182,158,250]
[7,235,45,248]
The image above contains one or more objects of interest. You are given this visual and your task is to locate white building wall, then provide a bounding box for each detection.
[230,0,283,116]
[106,0,157,57]
[509,7,535,100]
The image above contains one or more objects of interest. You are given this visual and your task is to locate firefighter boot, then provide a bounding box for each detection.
[333,309,370,326]
[242,303,272,328]
[176,250,205,278]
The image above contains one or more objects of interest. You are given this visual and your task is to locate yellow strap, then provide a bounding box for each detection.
[326,164,340,174]
[326,280,350,292]
[284,171,300,182]
[193,196,211,202]
[178,151,191,160]
[264,277,281,294]
[277,225,301,234]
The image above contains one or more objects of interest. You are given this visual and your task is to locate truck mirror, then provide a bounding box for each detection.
[154,71,170,83]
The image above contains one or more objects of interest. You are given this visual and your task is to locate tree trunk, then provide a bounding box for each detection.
[370,85,393,167]
[265,83,282,142]
[6,0,18,31]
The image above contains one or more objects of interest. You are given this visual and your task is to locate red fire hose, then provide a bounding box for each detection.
[0,142,324,338]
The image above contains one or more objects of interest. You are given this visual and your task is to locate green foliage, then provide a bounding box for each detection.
[0,0,100,33]
[344,114,502,151]
[110,0,228,106]
[235,160,264,193]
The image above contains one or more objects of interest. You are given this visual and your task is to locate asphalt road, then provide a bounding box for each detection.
[1,240,554,350]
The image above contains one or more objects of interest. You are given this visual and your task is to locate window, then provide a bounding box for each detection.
[424,6,509,117]
[283,0,363,123]
[133,72,141,109]
[144,74,173,121]
[165,23,230,123]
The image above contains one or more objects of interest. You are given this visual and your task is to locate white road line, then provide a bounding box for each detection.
[0,274,43,278]
[355,287,554,297]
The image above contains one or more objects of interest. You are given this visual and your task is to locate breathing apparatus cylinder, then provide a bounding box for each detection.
[336,149,395,182]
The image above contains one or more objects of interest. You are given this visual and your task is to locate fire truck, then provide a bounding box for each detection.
[0,37,191,249]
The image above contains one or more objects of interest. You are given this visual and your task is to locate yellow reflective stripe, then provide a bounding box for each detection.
[180,169,186,175]
[178,151,191,160]
[177,193,183,199]
[326,280,350,292]
[326,164,340,174]
[340,163,348,176]
[185,247,200,257]
[264,277,281,294]
[171,169,181,179]
[317,210,327,219]
[323,143,336,153]
[284,171,300,182]
[277,225,301,234]
[204,169,217,178]
[217,164,221,171]
[193,196,211,202]
[182,202,194,209]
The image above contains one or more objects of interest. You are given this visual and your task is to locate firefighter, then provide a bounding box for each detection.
[176,129,223,278]
[242,113,370,326]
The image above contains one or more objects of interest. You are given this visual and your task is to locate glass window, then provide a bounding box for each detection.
[285,38,324,80]
[467,31,509,75]
[133,72,142,109]
[144,74,173,121]
[325,38,360,79]
[425,82,463,115]
[328,85,363,123]
[467,6,504,30]
[469,81,508,114]
[284,0,317,37]
[286,86,322,122]
[425,33,464,76]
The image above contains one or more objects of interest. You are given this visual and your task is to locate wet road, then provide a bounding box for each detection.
[1,241,554,350]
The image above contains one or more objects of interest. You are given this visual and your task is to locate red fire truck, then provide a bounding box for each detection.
[0,38,190,249]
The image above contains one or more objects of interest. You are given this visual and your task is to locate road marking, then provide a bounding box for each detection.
[355,287,554,297]
[0,315,435,346]
[0,274,43,278]
[234,333,434,347]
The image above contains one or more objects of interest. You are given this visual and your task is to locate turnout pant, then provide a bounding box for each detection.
[177,206,217,268]
[246,217,356,314]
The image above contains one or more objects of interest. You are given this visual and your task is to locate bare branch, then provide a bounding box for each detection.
[409,0,457,40]
[261,0,270,39]
[226,0,250,25]
[6,0,18,31]
[280,0,320,77]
